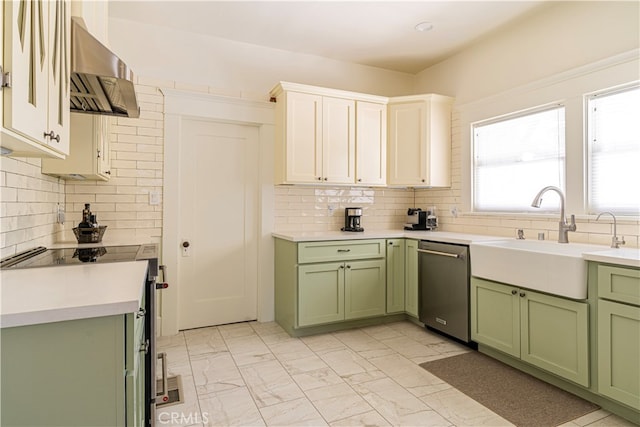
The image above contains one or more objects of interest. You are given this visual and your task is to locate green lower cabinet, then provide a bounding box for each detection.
[386,239,406,314]
[471,278,521,356]
[520,289,589,387]
[405,239,419,318]
[1,314,143,426]
[298,262,345,326]
[471,277,589,387]
[597,299,640,410]
[345,259,386,320]
[298,259,385,327]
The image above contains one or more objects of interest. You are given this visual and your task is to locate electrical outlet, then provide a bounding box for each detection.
[328,204,336,214]
[450,206,458,218]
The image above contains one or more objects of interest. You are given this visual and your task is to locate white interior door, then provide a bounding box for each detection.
[177,118,259,330]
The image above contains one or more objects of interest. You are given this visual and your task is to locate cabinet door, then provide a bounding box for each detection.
[345,259,386,320]
[298,262,345,326]
[284,91,322,183]
[356,101,386,185]
[520,290,589,387]
[471,278,520,357]
[42,113,111,180]
[598,299,640,409]
[3,0,49,145]
[386,239,405,314]
[405,240,419,318]
[387,101,425,186]
[322,96,355,184]
[46,0,70,155]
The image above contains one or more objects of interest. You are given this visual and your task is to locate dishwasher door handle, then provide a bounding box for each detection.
[417,248,461,258]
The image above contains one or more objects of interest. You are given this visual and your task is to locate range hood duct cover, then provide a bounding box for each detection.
[70,17,140,118]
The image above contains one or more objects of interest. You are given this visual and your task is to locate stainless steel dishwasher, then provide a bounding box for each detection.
[418,240,471,343]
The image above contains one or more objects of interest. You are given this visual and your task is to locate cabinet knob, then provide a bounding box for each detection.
[182,241,190,248]
[323,177,328,181]
[519,292,526,298]
[389,242,393,245]
[136,308,146,318]
[339,265,344,269]
[511,290,517,295]
[358,178,362,182]
[105,171,111,175]
[317,177,322,181]
[421,179,426,183]
[346,265,351,269]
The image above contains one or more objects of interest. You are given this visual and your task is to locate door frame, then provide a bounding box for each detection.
[162,89,275,335]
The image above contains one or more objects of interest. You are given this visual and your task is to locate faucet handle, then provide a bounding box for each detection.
[613,236,626,248]
[568,214,577,231]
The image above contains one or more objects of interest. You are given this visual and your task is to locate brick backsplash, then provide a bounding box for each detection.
[61,80,164,245]
[2,80,638,258]
[0,157,65,258]
[273,186,415,232]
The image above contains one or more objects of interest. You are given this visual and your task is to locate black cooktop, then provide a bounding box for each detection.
[0,245,147,269]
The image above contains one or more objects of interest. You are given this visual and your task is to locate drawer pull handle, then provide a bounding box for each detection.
[417,248,460,258]
[337,249,351,253]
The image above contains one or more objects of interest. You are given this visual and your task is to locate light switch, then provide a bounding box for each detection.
[149,190,160,206]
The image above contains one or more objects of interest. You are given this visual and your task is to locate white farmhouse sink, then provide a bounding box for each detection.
[470,239,605,299]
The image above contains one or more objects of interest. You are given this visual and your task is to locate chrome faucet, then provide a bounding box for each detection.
[596,211,625,248]
[531,186,576,243]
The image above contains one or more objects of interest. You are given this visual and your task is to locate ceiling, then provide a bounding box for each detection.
[109,1,546,74]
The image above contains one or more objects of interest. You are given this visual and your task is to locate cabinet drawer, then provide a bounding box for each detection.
[298,239,385,263]
[598,265,640,306]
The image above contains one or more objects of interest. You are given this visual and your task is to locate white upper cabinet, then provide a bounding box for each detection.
[2,0,71,158]
[356,101,387,186]
[271,82,387,186]
[322,96,355,184]
[387,94,453,187]
[42,113,111,181]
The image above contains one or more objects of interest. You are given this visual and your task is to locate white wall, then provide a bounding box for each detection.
[415,1,640,102]
[413,1,640,247]
[108,18,416,100]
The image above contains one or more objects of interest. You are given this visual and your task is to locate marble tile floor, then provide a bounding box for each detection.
[156,320,634,427]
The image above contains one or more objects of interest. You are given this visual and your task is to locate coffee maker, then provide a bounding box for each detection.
[404,207,438,230]
[341,207,364,232]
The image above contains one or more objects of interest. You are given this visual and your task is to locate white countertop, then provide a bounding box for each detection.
[583,247,640,268]
[272,230,640,267]
[272,230,504,244]
[0,261,148,328]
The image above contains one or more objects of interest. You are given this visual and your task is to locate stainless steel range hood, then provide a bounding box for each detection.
[70,17,140,118]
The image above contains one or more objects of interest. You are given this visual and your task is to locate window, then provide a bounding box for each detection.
[587,84,640,215]
[472,105,565,212]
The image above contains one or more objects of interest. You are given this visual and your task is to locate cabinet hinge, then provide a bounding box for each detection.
[0,67,11,90]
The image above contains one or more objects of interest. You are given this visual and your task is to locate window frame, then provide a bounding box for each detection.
[471,102,567,213]
[584,82,640,215]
